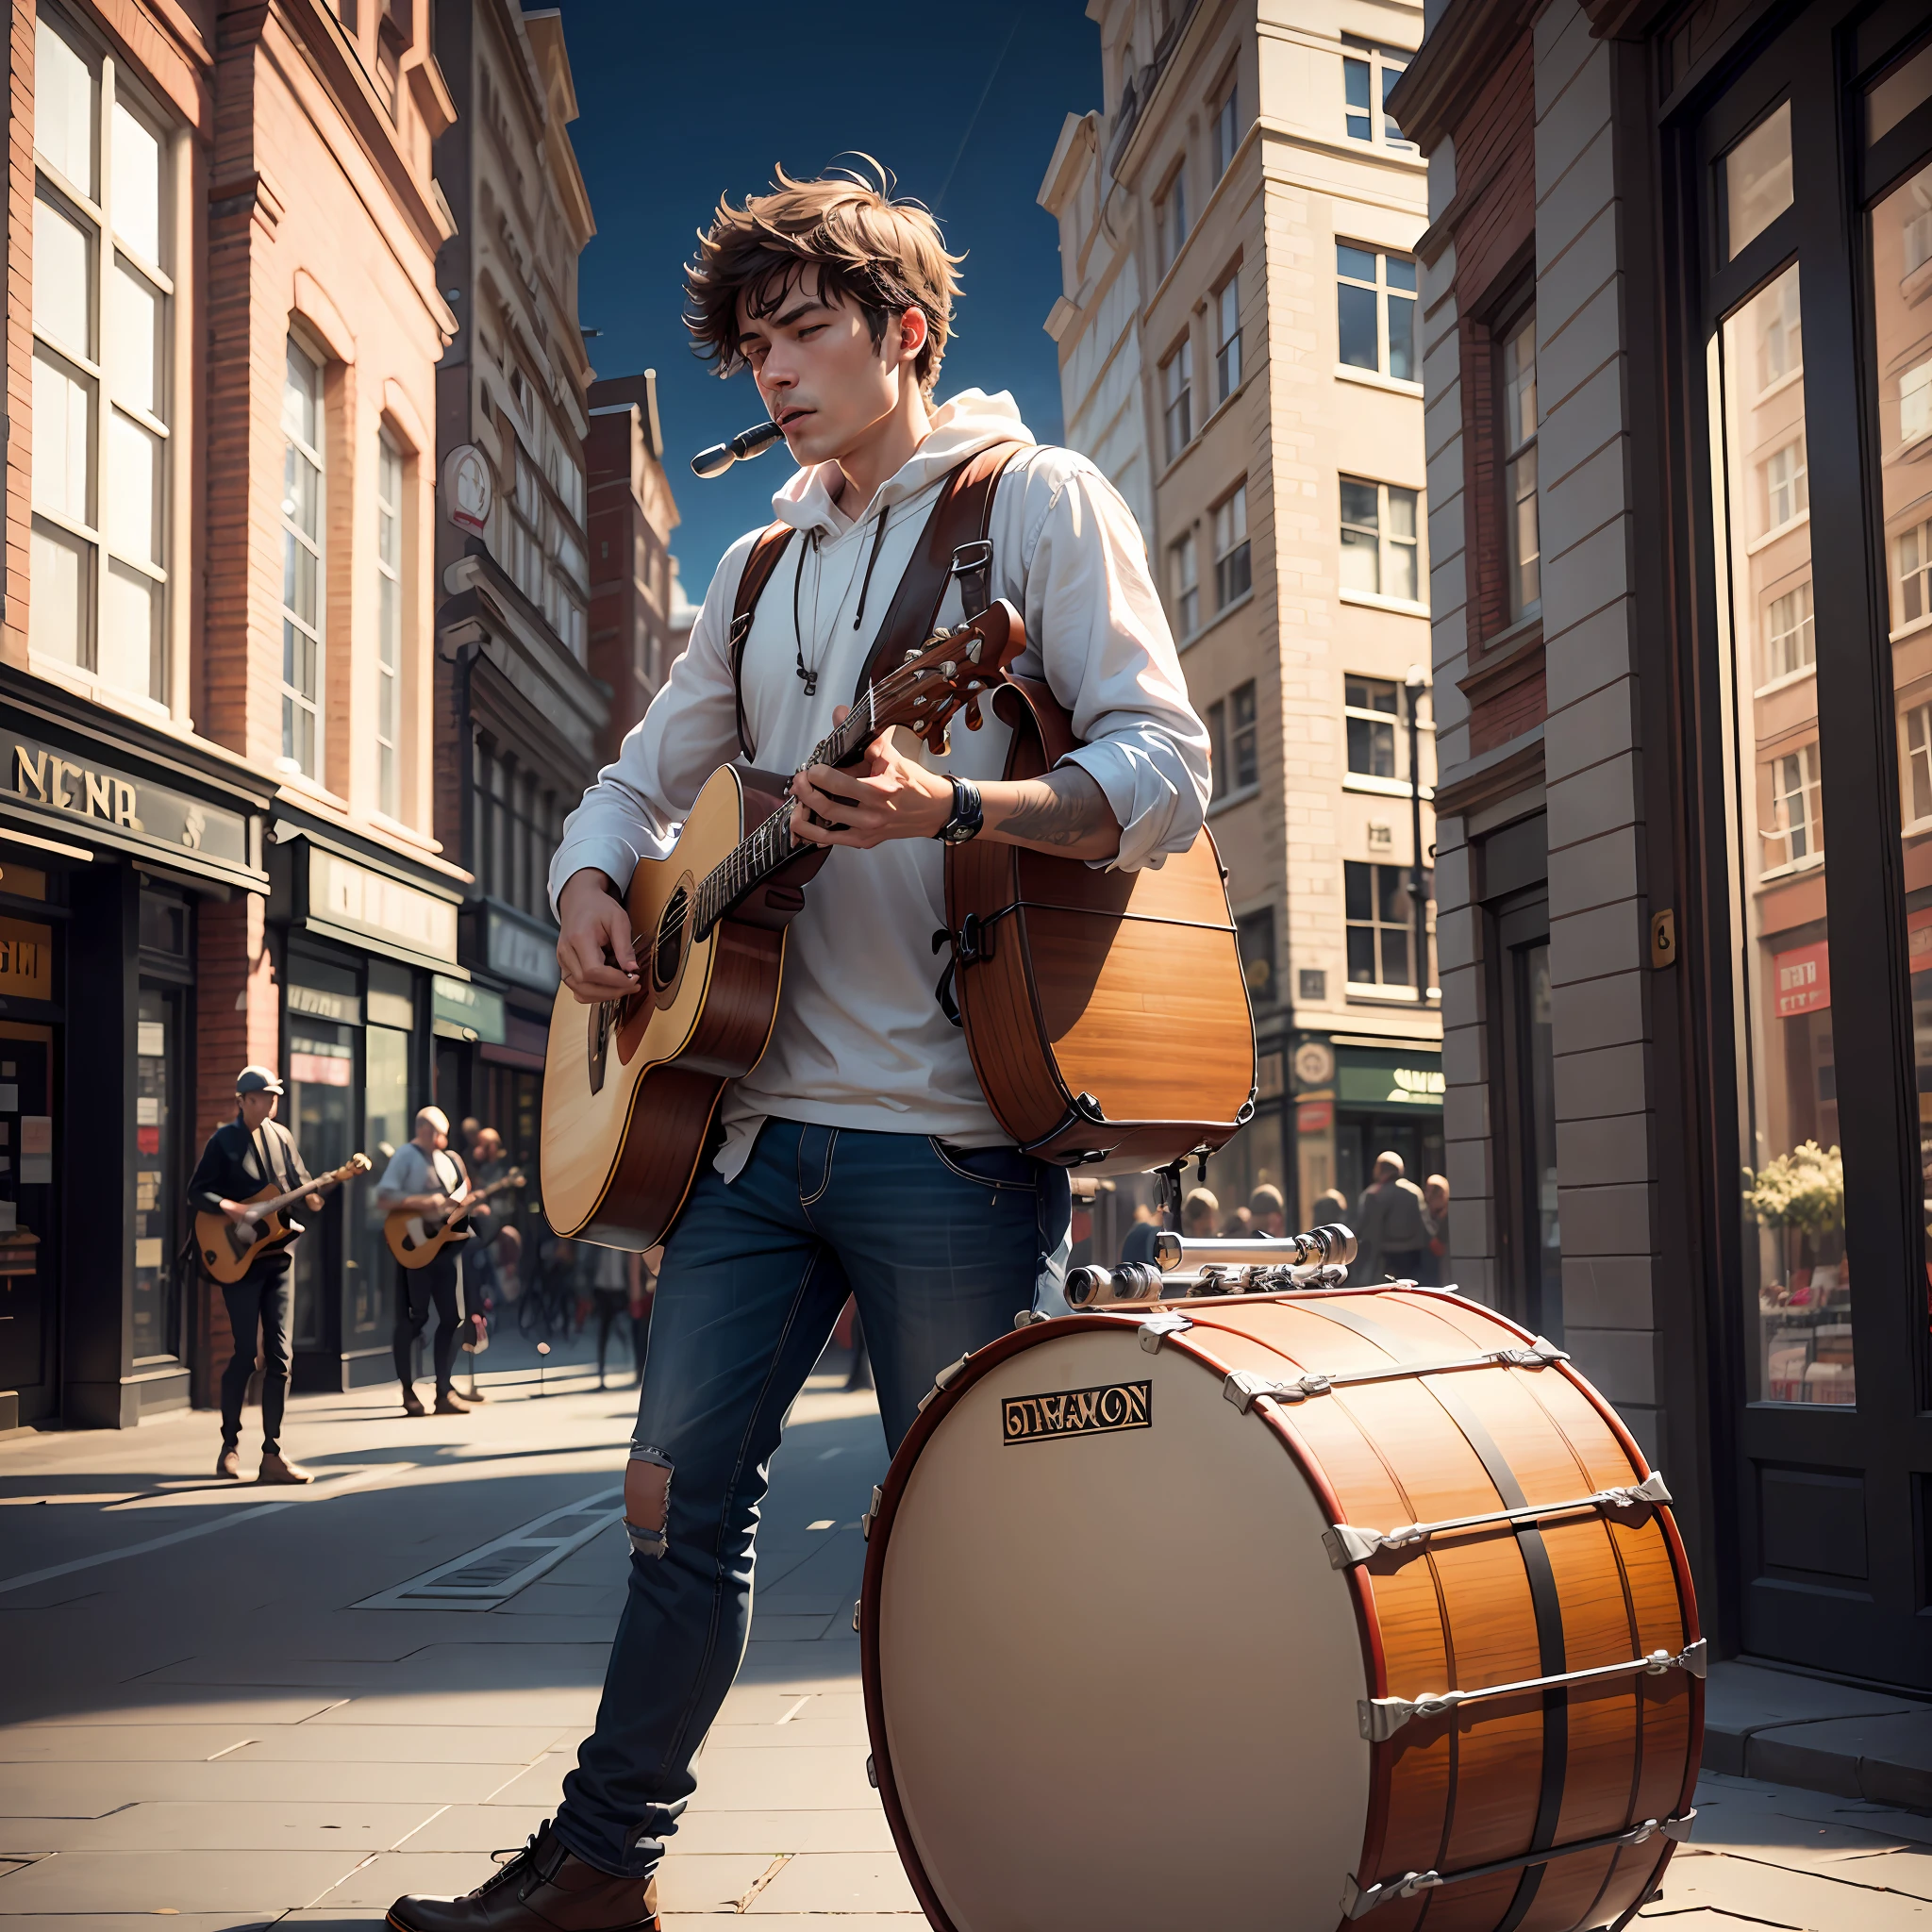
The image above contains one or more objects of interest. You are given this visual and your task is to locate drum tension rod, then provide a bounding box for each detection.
[1358,1637,1707,1743]
[1324,1470,1673,1569]
[1223,1339,1567,1413]
[1339,1809,1698,1920]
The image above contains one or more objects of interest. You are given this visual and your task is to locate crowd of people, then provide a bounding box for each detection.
[1121,1149,1454,1286]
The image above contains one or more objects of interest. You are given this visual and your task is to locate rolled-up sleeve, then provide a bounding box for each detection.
[547,540,758,916]
[1019,467,1210,872]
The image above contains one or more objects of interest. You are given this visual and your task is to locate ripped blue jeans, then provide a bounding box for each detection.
[552,1119,1070,1878]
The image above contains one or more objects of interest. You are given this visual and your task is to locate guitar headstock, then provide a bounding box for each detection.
[348,1152,374,1175]
[506,1168,526,1189]
[865,598,1026,758]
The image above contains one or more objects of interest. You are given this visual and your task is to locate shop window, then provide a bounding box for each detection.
[1170,529,1198,640]
[1501,314,1540,621]
[1338,244,1417,383]
[1237,907,1276,1005]
[1340,476,1421,604]
[1346,675,1400,779]
[132,984,182,1363]
[280,340,325,778]
[375,432,402,819]
[1346,859,1430,990]
[1208,680,1257,800]
[28,9,173,705]
[1213,483,1251,608]
[1342,42,1411,148]
[288,1015,354,1355]
[1214,271,1242,404]
[1160,337,1192,463]
[1210,76,1240,182]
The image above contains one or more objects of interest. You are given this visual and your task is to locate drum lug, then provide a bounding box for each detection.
[861,1485,883,1541]
[916,1351,974,1413]
[852,1598,861,1632]
[1138,1309,1192,1352]
[866,1753,878,1789]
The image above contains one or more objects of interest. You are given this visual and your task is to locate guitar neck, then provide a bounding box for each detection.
[253,1162,356,1221]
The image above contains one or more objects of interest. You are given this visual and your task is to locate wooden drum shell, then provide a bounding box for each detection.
[859,1288,1700,1932]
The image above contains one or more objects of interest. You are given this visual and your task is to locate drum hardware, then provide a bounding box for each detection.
[1154,1223,1357,1272]
[1358,1637,1708,1743]
[1323,1470,1674,1569]
[1339,1811,1699,1921]
[866,1754,878,1790]
[862,1485,884,1541]
[916,1351,976,1414]
[1134,1308,1193,1351]
[1177,1262,1350,1295]
[1223,1339,1570,1414]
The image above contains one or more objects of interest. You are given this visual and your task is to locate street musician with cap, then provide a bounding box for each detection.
[186,1065,323,1486]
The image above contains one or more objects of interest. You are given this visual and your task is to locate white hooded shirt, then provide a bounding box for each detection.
[547,391,1210,1176]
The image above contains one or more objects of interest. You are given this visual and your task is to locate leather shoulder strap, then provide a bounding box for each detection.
[854,442,1027,702]
[727,523,797,761]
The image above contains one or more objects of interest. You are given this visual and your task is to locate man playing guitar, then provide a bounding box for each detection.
[389,163,1209,1932]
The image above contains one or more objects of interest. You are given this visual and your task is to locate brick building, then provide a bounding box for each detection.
[1041,0,1441,1241]
[1394,0,1932,1685]
[3,0,462,1425]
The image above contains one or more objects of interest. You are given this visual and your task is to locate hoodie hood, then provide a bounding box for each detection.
[770,389,1037,538]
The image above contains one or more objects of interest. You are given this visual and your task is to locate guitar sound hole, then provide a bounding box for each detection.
[654,888,688,991]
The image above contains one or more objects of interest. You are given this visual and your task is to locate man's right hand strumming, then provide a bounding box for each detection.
[557,870,641,1005]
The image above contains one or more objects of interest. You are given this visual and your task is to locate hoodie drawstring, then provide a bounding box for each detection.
[851,506,893,631]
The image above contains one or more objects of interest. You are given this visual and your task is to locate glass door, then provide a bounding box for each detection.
[132,985,183,1362]
[288,1016,353,1378]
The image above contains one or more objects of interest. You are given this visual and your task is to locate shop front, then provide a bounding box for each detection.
[0,668,271,1428]
[267,815,465,1391]
[1290,1035,1444,1228]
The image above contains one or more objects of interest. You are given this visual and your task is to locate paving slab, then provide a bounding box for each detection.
[218,1724,568,1763]
[0,1762,517,1812]
[652,1853,786,1914]
[0,1918,278,1932]
[1657,1845,1932,1926]
[744,1850,922,1914]
[0,1849,372,1913]
[667,1807,897,1857]
[0,1724,260,1762]
[1705,1660,1927,1776]
[0,1801,441,1853]
[393,1806,551,1853]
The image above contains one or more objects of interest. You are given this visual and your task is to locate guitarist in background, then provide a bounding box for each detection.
[375,1105,487,1417]
[188,1065,323,1486]
[390,164,1208,1932]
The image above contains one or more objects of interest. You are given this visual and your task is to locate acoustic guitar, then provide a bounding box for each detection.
[540,601,1027,1250]
[385,1167,525,1270]
[195,1152,374,1284]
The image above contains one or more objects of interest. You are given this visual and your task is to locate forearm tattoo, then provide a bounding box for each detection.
[992,772,1110,849]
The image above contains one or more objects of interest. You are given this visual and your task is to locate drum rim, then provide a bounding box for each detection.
[858,1288,1705,1928]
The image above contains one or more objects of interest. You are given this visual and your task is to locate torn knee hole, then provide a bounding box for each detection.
[625,1454,671,1558]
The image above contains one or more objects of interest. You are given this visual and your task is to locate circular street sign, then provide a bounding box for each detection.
[442,442,493,534]
[1293,1040,1336,1089]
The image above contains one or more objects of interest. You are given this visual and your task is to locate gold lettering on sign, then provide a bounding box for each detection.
[11,743,144,831]
[13,749,47,802]
[85,772,111,818]
[0,917,53,1000]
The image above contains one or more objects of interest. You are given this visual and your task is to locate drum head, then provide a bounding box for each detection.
[873,1323,1371,1932]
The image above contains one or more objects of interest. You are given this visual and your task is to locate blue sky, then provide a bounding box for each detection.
[555,0,1101,597]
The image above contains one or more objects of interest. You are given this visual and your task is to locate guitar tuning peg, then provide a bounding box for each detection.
[903,647,921,663]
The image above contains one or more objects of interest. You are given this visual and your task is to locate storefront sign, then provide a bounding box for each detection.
[0,916,52,1001]
[487,907,561,993]
[432,974,506,1044]
[288,982,360,1025]
[1336,1049,1445,1108]
[1297,1100,1334,1134]
[442,442,493,534]
[307,850,458,964]
[1293,1040,1336,1089]
[1773,940,1831,1017]
[0,727,250,868]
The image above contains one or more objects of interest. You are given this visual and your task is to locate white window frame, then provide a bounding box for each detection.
[1342,42,1413,149]
[1502,313,1541,622]
[280,338,325,779]
[1762,742,1824,874]
[1157,161,1189,277]
[1763,437,1810,534]
[1899,516,1932,633]
[1904,701,1932,831]
[1208,678,1258,802]
[1337,244,1419,383]
[1160,336,1193,462]
[1340,476,1422,605]
[1171,529,1199,641]
[375,430,403,819]
[1762,579,1816,686]
[1344,675,1401,781]
[1345,859,1428,991]
[1213,482,1251,610]
[1214,271,1242,405]
[28,8,174,708]
[1211,76,1240,182]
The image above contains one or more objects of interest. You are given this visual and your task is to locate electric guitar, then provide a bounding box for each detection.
[385,1167,526,1270]
[195,1152,374,1284]
[540,601,1026,1249]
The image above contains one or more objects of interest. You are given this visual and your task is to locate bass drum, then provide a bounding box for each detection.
[858,1287,1701,1932]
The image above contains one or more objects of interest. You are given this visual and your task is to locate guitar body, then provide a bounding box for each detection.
[195,1186,301,1284]
[540,763,823,1250]
[385,1210,474,1270]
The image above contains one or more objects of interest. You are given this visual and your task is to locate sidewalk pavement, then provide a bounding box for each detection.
[1,1351,1930,1930]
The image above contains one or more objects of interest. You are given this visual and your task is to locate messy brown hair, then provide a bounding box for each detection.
[684,159,963,398]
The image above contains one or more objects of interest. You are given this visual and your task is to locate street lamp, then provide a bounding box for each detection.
[1405,665,1429,1005]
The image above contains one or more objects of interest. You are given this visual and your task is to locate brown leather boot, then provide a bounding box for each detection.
[258,1452,312,1485]
[215,1446,242,1480]
[387,1824,658,1932]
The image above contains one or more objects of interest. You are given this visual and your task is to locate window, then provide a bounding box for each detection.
[1161,338,1193,462]
[1765,581,1815,680]
[1764,437,1809,531]
[1345,675,1399,778]
[280,340,325,778]
[1237,907,1276,1005]
[1343,43,1411,147]
[1900,518,1932,628]
[28,12,173,703]
[1905,359,1932,446]
[1171,530,1199,639]
[1905,704,1932,826]
[1502,315,1540,621]
[1211,78,1240,181]
[1214,273,1242,403]
[1337,245,1417,382]
[1764,744,1823,871]
[375,433,402,819]
[1340,477,1421,603]
[1208,679,1257,800]
[1757,274,1803,390]
[1158,165,1188,276]
[1346,860,1429,988]
[1213,484,1251,608]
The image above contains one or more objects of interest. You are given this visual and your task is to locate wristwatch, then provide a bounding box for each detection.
[935,774,984,845]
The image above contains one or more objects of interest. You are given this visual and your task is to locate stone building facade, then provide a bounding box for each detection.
[1042,0,1442,1239]
[1395,0,1932,1685]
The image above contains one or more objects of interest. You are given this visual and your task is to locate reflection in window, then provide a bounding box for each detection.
[1161,338,1192,463]
[1170,529,1198,639]
[1340,476,1421,602]
[1718,262,1847,1403]
[1906,705,1932,826]
[1213,484,1251,608]
[1725,100,1793,258]
[1503,314,1540,620]
[1902,519,1932,628]
[1757,275,1803,389]
[1345,860,1430,989]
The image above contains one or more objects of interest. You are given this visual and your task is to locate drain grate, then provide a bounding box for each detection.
[354,1489,624,1610]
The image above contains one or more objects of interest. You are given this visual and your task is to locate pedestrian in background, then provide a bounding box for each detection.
[1354,1151,1430,1283]
[377,1106,484,1415]
[1249,1184,1287,1238]
[1182,1188,1220,1237]
[1424,1174,1452,1285]
[1311,1187,1350,1227]
[591,1245,629,1390]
